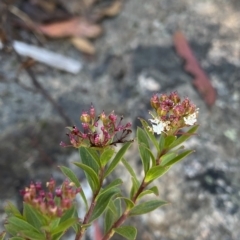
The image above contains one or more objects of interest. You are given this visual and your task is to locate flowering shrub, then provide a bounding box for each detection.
[1,92,199,240]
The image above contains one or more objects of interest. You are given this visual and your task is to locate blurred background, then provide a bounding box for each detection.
[0,0,240,239]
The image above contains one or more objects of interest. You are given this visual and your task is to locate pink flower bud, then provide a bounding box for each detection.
[90,104,95,119]
[80,112,91,123]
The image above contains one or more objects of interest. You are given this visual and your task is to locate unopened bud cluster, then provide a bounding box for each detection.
[149,92,198,135]
[20,178,80,218]
[61,105,132,148]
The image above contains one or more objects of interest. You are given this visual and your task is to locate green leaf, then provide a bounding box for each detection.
[4,223,18,236]
[60,207,75,222]
[104,206,117,233]
[89,189,119,223]
[116,197,134,210]
[20,230,45,240]
[158,134,165,151]
[107,200,118,216]
[121,158,138,183]
[164,135,177,148]
[107,197,122,218]
[163,150,194,167]
[137,186,159,200]
[23,203,46,230]
[145,165,170,183]
[114,226,137,240]
[129,200,167,216]
[98,179,123,200]
[104,142,132,178]
[85,148,101,167]
[139,118,159,150]
[51,218,77,235]
[49,218,61,231]
[59,166,88,209]
[79,147,99,174]
[5,202,22,218]
[7,217,41,234]
[100,148,115,166]
[114,198,122,218]
[73,162,100,193]
[137,128,150,173]
[59,166,80,187]
[160,152,177,166]
[130,176,140,199]
[168,125,199,149]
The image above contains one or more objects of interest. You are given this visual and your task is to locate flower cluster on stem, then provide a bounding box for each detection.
[60,104,132,148]
[149,91,198,135]
[20,178,80,218]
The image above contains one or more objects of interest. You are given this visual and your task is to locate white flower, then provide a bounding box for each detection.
[149,118,170,135]
[183,109,198,126]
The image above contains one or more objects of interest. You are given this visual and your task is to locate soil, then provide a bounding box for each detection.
[0,0,240,239]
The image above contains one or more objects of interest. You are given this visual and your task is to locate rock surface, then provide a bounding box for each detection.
[0,0,240,239]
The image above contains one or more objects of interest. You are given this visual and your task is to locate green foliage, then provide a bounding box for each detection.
[129,200,167,216]
[114,226,137,240]
[104,142,132,178]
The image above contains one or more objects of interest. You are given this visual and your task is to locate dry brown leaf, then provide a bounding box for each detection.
[38,17,102,38]
[102,0,123,17]
[71,37,96,55]
[173,31,216,106]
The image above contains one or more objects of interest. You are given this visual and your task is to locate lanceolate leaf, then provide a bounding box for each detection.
[164,135,177,148]
[100,148,115,166]
[145,165,170,183]
[160,152,177,166]
[19,230,45,240]
[116,197,134,210]
[169,125,199,149]
[97,179,123,200]
[137,186,159,200]
[104,207,116,234]
[79,147,99,174]
[130,177,140,199]
[51,218,77,235]
[59,207,76,224]
[163,150,194,167]
[89,188,119,223]
[59,166,88,209]
[114,226,137,240]
[5,202,22,218]
[121,158,139,184]
[104,142,132,178]
[137,127,150,173]
[85,148,101,167]
[7,217,41,234]
[159,134,165,151]
[23,203,47,230]
[73,162,100,193]
[59,166,81,187]
[129,200,167,216]
[139,118,159,151]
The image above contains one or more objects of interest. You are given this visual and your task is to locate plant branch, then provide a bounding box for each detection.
[101,179,147,240]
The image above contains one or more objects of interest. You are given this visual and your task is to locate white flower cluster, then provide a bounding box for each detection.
[149,118,170,135]
[183,109,199,126]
